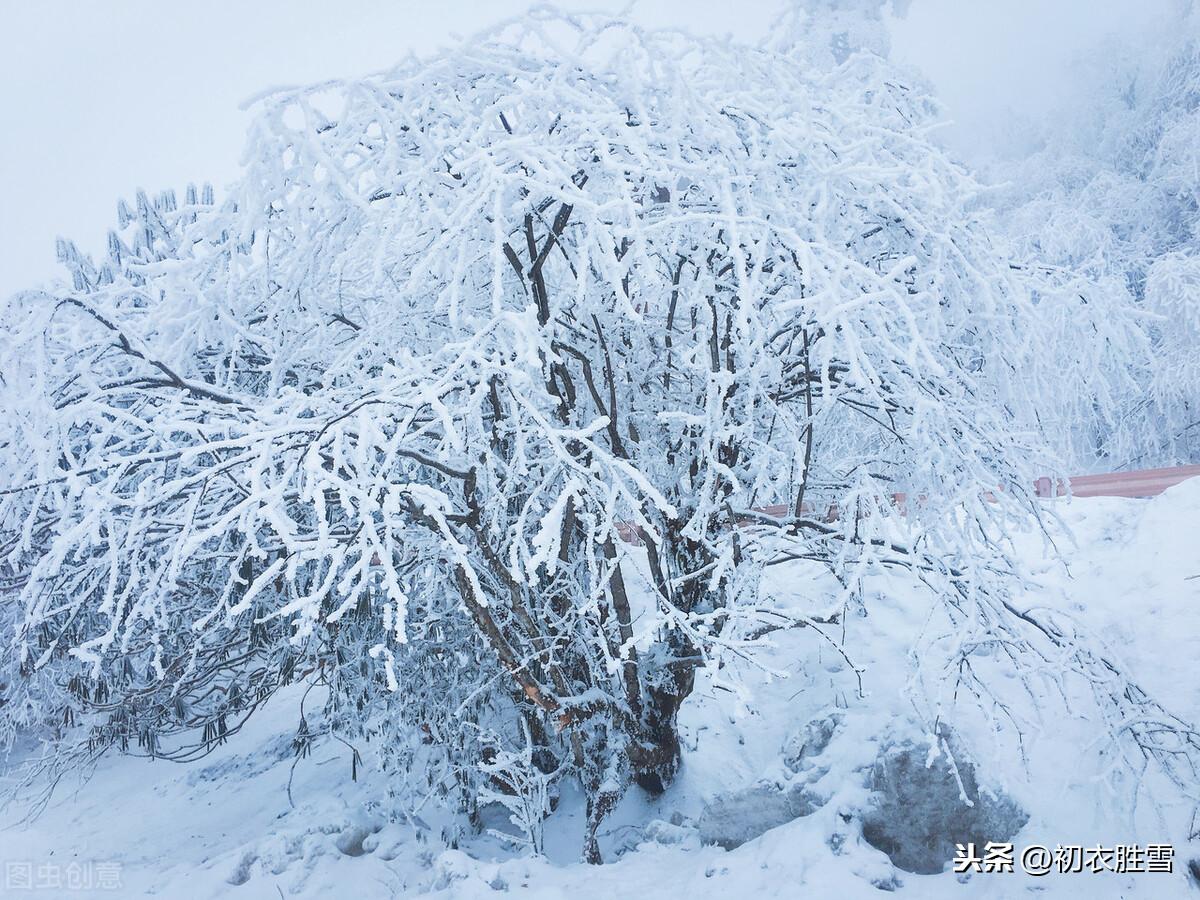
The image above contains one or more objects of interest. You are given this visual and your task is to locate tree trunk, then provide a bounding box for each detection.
[625,640,697,795]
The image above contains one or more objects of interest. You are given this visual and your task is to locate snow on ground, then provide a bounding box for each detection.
[4,481,1200,898]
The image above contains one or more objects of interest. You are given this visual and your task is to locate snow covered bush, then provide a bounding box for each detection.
[2,10,1196,861]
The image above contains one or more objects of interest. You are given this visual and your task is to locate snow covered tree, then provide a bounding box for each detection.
[3,10,1195,860]
[766,0,907,67]
[988,0,1200,469]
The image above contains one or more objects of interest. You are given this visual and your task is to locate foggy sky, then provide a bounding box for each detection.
[0,0,1178,297]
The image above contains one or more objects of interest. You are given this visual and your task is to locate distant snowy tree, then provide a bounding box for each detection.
[991,0,1200,468]
[3,10,1196,860]
[767,0,907,66]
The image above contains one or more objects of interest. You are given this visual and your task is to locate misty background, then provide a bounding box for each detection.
[0,0,1177,297]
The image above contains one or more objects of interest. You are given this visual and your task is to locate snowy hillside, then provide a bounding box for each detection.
[6,482,1199,898]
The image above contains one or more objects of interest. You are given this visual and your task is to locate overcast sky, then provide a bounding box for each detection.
[0,0,1176,297]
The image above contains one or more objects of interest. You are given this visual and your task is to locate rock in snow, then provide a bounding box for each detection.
[860,737,1028,874]
[782,711,842,774]
[698,781,822,849]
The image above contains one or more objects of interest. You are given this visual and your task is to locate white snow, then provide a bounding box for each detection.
[5,482,1198,897]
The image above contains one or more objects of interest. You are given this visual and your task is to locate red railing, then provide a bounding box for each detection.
[615,464,1200,544]
[1035,464,1200,499]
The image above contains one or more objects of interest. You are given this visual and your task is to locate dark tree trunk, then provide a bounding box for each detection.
[626,641,697,795]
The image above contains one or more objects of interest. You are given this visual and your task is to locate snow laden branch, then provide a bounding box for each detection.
[989,10,1200,470]
[2,9,1194,861]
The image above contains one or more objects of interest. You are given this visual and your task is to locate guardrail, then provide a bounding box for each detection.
[1034,464,1200,499]
[614,464,1200,544]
